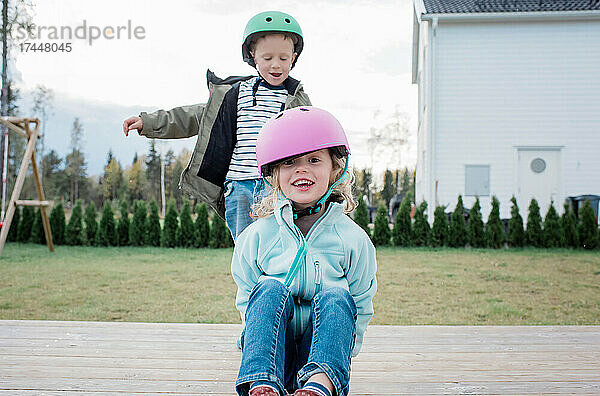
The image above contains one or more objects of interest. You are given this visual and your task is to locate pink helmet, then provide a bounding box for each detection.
[256,106,350,177]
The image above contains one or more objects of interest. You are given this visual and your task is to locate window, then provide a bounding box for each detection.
[530,158,546,173]
[465,165,490,196]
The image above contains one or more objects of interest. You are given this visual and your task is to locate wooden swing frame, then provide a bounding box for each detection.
[0,117,54,256]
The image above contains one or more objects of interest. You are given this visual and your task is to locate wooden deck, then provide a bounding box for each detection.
[1,321,599,395]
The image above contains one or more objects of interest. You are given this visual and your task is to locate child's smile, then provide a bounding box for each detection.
[292,177,315,191]
[278,149,333,210]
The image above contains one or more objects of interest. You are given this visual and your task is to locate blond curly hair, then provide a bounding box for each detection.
[252,150,356,219]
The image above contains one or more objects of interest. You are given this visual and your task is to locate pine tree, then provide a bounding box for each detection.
[7,206,21,242]
[49,203,66,245]
[66,200,84,246]
[30,208,45,244]
[543,201,563,248]
[526,198,543,247]
[178,200,195,248]
[145,140,161,203]
[468,198,485,248]
[578,199,599,250]
[412,201,430,247]
[17,206,34,243]
[353,196,371,238]
[145,200,161,247]
[392,193,412,246]
[117,201,130,246]
[381,169,395,208]
[372,205,391,247]
[162,199,179,248]
[195,203,210,248]
[210,214,233,248]
[561,202,578,248]
[507,196,525,248]
[84,201,98,246]
[98,203,117,246]
[130,201,147,246]
[431,206,448,247]
[486,196,504,249]
[448,195,467,248]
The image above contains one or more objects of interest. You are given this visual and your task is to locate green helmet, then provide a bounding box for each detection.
[242,11,303,69]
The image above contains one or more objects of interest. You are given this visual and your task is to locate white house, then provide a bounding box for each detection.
[412,0,600,222]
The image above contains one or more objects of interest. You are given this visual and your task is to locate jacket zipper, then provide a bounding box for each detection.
[281,202,331,338]
[314,260,321,294]
[302,252,308,299]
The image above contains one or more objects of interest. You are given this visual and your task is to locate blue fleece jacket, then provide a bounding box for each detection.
[231,198,377,356]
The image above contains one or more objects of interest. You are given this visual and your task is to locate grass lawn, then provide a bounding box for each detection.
[1,242,599,325]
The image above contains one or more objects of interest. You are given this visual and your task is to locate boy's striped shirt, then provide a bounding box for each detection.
[226,77,287,180]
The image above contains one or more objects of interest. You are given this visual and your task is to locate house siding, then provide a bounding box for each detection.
[425,19,600,220]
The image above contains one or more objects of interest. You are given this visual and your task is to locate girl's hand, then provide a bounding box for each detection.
[123,116,143,136]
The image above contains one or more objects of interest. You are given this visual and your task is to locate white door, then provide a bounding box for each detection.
[517,149,561,218]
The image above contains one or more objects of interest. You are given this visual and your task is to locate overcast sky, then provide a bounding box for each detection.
[13,0,417,177]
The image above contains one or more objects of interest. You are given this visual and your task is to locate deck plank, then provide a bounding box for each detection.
[1,321,599,395]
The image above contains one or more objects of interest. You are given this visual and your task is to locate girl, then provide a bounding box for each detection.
[231,107,377,396]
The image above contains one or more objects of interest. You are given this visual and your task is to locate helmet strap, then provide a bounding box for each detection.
[292,203,323,219]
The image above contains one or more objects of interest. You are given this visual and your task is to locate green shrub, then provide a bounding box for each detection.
[448,195,467,248]
[353,196,370,238]
[98,202,117,247]
[84,201,98,246]
[561,202,578,248]
[525,198,543,247]
[30,208,46,244]
[543,201,563,248]
[210,214,232,248]
[178,200,195,248]
[392,193,412,247]
[17,206,34,243]
[372,205,391,247]
[117,201,130,246]
[431,206,448,247]
[130,201,147,246]
[412,201,430,247]
[7,206,21,242]
[578,200,599,250]
[468,198,485,248]
[145,200,161,247]
[486,196,504,249]
[49,203,66,245]
[162,199,179,248]
[194,203,210,248]
[507,196,525,248]
[66,200,84,246]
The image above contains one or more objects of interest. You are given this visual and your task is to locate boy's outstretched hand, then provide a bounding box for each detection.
[123,116,143,136]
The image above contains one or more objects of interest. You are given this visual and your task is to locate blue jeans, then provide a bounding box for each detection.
[236,279,357,396]
[224,178,270,242]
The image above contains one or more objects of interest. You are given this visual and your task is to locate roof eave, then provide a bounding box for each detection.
[412,0,428,84]
[414,0,427,22]
[421,10,600,22]
[412,10,420,84]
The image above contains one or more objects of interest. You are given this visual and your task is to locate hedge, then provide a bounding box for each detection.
[8,195,597,250]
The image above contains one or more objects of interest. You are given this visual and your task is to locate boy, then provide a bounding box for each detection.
[122,11,311,241]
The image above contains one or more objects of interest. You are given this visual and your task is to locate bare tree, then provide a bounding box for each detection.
[31,84,54,167]
[64,118,86,204]
[366,106,410,170]
[1,0,33,219]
